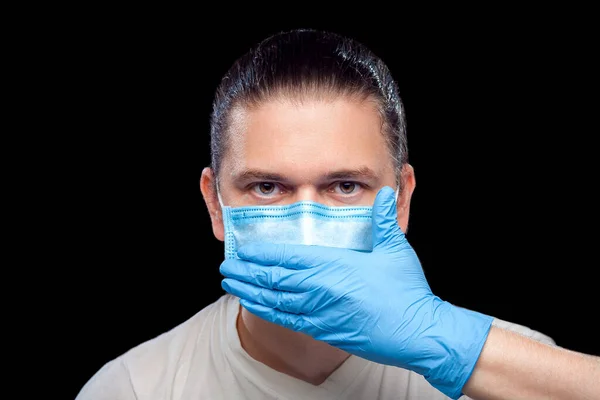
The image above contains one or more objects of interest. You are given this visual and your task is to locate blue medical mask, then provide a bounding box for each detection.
[218,188,399,259]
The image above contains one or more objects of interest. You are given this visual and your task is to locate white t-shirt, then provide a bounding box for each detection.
[76,294,555,400]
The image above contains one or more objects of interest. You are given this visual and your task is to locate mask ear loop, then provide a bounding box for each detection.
[215,179,235,259]
[215,177,225,208]
[214,179,227,225]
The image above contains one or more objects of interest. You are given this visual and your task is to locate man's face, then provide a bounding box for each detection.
[201,95,415,241]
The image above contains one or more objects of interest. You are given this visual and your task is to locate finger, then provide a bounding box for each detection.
[237,242,347,270]
[222,278,312,314]
[239,298,318,335]
[372,186,404,249]
[220,259,316,292]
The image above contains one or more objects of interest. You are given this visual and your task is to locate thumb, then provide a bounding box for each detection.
[372,186,404,250]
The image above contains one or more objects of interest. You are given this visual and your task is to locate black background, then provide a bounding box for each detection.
[59,10,597,398]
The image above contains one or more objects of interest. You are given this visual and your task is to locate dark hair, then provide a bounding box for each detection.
[210,29,408,185]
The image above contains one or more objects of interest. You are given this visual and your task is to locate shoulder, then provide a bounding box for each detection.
[76,295,235,399]
[76,357,136,400]
[122,294,233,370]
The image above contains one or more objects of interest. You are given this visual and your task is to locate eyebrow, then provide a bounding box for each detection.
[232,166,379,183]
[234,169,287,182]
[323,167,379,181]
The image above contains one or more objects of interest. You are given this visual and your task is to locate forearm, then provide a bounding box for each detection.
[462,326,600,400]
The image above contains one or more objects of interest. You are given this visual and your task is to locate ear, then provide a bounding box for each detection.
[200,167,224,241]
[396,164,416,233]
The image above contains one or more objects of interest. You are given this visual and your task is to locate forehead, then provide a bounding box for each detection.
[224,95,393,180]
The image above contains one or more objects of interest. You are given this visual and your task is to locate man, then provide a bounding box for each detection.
[77,29,599,400]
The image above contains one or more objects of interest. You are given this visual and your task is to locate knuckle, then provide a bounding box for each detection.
[291,315,305,332]
[270,266,282,290]
[258,288,268,306]
[257,268,270,287]
[281,293,294,313]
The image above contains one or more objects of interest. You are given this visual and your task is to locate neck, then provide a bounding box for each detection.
[237,305,350,385]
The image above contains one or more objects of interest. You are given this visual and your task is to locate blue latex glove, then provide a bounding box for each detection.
[220,186,493,399]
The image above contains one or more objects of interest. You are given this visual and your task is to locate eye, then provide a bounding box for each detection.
[252,182,277,196]
[333,182,360,195]
[339,182,356,194]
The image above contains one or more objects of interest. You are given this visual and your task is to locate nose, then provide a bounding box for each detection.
[292,185,319,203]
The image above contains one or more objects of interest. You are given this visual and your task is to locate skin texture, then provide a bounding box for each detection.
[200,94,415,385]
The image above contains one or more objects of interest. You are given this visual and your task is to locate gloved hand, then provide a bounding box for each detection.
[220,186,493,399]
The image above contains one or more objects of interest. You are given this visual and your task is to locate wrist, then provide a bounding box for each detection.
[418,299,493,399]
